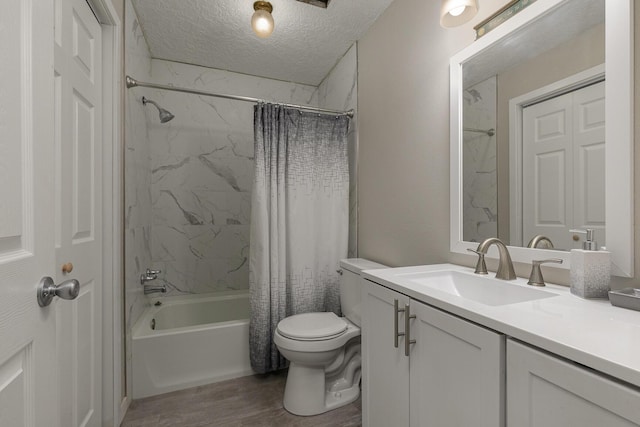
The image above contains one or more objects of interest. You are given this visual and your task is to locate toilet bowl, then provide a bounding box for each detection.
[274,258,387,416]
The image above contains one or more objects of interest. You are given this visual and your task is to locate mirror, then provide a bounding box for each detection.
[463,0,605,250]
[450,0,633,276]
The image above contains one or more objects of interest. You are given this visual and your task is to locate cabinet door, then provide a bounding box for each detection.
[507,339,640,426]
[362,281,411,427]
[409,300,505,427]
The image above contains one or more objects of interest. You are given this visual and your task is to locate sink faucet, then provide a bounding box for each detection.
[474,238,517,280]
[527,235,554,249]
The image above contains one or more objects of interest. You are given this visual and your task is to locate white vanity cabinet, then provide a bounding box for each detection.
[507,339,640,427]
[362,280,505,427]
[362,280,411,427]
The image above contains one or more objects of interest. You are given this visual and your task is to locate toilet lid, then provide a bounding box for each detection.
[277,312,347,340]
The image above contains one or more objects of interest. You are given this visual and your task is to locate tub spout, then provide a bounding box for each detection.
[144,284,167,295]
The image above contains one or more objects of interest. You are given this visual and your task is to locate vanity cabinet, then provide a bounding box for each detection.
[362,281,505,427]
[507,339,640,426]
[362,281,410,427]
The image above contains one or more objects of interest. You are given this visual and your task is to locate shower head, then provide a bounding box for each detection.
[142,96,175,123]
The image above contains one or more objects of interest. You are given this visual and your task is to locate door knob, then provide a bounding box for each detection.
[37,276,80,307]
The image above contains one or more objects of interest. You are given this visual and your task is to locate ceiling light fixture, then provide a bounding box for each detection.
[440,0,478,28]
[252,1,274,38]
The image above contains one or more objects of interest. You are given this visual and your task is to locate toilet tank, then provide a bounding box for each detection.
[339,258,388,326]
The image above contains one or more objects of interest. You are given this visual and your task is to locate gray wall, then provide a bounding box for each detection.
[358,0,640,289]
[358,0,504,267]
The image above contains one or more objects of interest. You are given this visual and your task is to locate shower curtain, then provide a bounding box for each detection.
[249,103,350,374]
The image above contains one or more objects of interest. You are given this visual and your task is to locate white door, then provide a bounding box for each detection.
[408,300,504,427]
[572,81,606,247]
[362,282,410,427]
[522,91,574,249]
[507,339,640,426]
[522,82,605,250]
[0,1,59,426]
[54,0,103,425]
[0,0,104,426]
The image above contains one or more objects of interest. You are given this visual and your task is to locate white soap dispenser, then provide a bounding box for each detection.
[569,229,610,299]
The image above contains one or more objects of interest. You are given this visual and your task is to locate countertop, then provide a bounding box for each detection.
[362,263,640,388]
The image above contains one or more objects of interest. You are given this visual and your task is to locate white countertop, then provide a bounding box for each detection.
[363,263,640,388]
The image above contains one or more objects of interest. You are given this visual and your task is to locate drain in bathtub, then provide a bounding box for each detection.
[151,318,156,330]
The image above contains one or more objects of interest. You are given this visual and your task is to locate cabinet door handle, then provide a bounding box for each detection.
[404,304,416,357]
[394,299,405,348]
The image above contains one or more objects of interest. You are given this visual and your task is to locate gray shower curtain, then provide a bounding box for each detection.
[249,103,350,374]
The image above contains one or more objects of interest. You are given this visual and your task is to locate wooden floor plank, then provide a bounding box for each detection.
[122,370,362,427]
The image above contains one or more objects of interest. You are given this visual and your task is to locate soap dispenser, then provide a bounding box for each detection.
[569,229,610,299]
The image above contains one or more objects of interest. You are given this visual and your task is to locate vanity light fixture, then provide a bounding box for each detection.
[440,0,478,28]
[252,1,275,38]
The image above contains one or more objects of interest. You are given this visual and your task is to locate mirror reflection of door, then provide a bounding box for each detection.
[522,81,605,251]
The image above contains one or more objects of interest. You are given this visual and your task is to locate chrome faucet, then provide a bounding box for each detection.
[474,238,517,280]
[143,284,167,295]
[140,268,161,285]
[527,235,554,249]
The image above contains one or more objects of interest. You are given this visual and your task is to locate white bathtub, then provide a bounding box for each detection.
[132,290,254,398]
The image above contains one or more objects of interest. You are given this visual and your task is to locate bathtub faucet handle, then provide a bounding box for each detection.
[140,268,161,285]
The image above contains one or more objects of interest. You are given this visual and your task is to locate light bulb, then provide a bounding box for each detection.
[440,0,478,28]
[251,2,274,38]
[448,6,466,17]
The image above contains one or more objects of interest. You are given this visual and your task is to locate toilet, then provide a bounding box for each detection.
[274,258,387,416]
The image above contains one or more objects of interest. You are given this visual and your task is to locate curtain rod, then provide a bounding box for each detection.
[126,75,354,118]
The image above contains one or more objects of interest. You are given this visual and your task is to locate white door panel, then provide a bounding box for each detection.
[1,0,105,425]
[0,0,57,426]
[534,150,567,224]
[522,82,605,250]
[54,0,103,425]
[523,93,573,249]
[573,81,606,245]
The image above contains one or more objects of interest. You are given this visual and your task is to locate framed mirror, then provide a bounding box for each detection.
[450,0,633,276]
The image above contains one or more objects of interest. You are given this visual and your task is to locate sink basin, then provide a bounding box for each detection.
[402,270,557,306]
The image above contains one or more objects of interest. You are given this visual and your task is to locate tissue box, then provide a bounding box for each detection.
[570,249,611,299]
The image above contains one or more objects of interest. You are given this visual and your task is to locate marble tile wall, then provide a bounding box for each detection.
[147,59,317,295]
[315,43,359,258]
[462,76,497,242]
[125,4,360,302]
[125,0,152,327]
[124,0,153,399]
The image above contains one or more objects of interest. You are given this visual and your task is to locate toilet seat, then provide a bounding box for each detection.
[277,312,347,341]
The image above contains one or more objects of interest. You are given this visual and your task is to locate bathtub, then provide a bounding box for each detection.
[132,290,254,398]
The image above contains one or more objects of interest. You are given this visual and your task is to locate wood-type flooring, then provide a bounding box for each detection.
[121,370,362,427]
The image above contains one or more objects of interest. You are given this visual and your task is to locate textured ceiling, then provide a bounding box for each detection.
[131,0,395,86]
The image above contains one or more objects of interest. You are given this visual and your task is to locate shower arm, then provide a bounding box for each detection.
[142,97,161,109]
[126,75,354,118]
